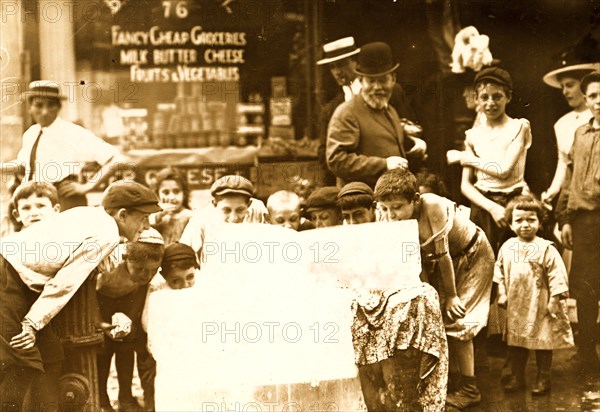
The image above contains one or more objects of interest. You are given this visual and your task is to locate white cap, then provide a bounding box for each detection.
[137,228,164,245]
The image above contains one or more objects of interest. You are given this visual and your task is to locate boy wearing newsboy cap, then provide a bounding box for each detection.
[304,186,341,228]
[336,181,375,225]
[0,180,161,407]
[180,175,268,260]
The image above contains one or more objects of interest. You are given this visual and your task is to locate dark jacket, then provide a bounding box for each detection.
[326,94,407,188]
[318,84,417,186]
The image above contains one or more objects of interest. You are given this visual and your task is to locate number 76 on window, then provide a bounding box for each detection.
[162,0,189,18]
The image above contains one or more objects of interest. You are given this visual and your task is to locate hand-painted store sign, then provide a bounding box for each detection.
[111,1,248,82]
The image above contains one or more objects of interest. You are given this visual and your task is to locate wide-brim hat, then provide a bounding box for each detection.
[543,33,600,89]
[317,37,361,66]
[543,62,600,89]
[354,42,399,77]
[21,80,68,101]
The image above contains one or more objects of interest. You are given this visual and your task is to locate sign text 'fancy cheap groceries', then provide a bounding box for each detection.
[111,24,247,83]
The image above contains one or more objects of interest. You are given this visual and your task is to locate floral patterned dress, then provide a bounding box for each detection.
[494,237,574,350]
[352,283,448,411]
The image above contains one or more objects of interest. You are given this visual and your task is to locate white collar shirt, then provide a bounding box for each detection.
[342,78,362,102]
[17,117,119,183]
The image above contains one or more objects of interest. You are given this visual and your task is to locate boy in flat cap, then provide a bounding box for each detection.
[142,243,200,344]
[0,180,160,408]
[304,186,341,228]
[447,67,532,255]
[336,182,375,225]
[209,175,257,223]
[141,242,199,405]
[140,243,201,364]
[157,242,200,291]
[180,175,267,260]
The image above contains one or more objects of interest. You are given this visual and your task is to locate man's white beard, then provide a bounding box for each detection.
[363,93,390,110]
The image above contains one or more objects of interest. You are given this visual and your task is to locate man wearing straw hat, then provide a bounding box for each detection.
[325,42,427,188]
[316,37,363,185]
[17,80,122,210]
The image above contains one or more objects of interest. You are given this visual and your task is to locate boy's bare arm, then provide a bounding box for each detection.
[426,200,465,320]
[494,261,507,308]
[460,166,507,228]
[459,121,529,179]
[57,154,126,197]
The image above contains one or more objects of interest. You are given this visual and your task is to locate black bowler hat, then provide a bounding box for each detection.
[354,42,399,77]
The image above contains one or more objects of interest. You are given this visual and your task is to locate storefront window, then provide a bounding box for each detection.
[72,0,305,150]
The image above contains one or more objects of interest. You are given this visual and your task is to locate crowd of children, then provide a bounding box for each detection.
[1,69,598,411]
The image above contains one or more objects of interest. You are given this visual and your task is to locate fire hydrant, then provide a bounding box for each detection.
[54,275,104,412]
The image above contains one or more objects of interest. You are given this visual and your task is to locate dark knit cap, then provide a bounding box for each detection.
[474,67,513,91]
[337,182,374,198]
[580,71,600,94]
[161,243,199,269]
[305,187,340,211]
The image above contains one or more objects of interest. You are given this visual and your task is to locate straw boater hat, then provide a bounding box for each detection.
[543,34,600,89]
[354,42,399,77]
[316,37,361,66]
[21,80,67,101]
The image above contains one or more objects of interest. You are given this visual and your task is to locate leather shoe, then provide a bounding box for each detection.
[531,376,551,396]
[503,375,525,392]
